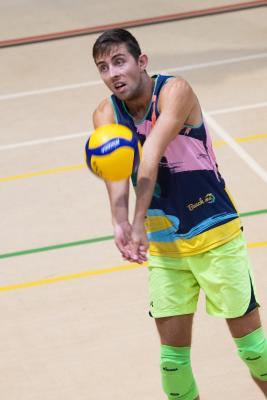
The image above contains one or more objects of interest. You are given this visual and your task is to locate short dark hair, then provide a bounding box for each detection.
[92,28,142,61]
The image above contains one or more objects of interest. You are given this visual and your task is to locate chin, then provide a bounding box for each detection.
[116,92,131,101]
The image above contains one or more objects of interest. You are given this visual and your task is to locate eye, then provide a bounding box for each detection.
[115,58,124,66]
[99,64,108,73]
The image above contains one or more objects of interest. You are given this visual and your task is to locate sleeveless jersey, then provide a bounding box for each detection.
[110,74,242,257]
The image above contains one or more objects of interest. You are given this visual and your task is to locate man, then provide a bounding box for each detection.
[91,28,267,399]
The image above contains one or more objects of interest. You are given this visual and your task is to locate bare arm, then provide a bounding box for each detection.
[131,78,197,259]
[92,99,132,259]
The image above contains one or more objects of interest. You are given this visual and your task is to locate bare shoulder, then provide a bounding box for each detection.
[161,76,193,98]
[93,98,115,128]
[158,76,196,113]
[157,76,201,126]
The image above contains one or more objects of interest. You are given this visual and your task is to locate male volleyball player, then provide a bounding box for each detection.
[91,28,267,399]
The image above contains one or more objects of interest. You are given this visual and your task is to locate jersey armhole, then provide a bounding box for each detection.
[184,118,203,129]
[155,76,175,115]
[108,96,118,123]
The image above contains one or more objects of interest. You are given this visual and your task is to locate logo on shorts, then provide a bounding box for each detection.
[187,193,216,211]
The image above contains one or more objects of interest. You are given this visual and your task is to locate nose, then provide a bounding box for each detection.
[109,64,119,79]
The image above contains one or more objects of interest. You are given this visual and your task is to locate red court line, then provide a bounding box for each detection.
[0,0,266,48]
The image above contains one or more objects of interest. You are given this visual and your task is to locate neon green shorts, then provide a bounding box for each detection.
[148,233,259,318]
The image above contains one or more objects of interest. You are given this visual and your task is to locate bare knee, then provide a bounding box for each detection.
[227,308,261,338]
[155,314,194,347]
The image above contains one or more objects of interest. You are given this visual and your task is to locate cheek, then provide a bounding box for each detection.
[101,75,112,87]
[122,62,138,76]
[125,69,139,84]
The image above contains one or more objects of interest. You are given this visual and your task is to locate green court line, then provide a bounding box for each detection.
[239,209,267,218]
[0,235,113,260]
[1,208,267,260]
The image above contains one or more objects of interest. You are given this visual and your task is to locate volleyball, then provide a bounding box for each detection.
[85,124,142,181]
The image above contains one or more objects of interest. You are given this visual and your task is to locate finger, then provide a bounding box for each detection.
[130,241,139,261]
[139,249,147,258]
[137,244,148,262]
[137,254,147,263]
[115,242,130,261]
[134,248,147,264]
[120,242,134,261]
[139,254,147,262]
[139,243,148,252]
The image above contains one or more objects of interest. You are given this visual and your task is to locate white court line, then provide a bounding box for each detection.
[0,132,89,151]
[0,101,267,151]
[208,101,267,116]
[0,80,102,101]
[0,52,267,101]
[158,52,267,74]
[204,113,267,184]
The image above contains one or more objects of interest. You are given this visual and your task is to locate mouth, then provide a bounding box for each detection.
[113,82,126,92]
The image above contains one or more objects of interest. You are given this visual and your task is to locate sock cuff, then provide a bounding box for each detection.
[234,327,266,348]
[160,344,191,360]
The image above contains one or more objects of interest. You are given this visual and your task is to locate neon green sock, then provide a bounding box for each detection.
[234,327,267,381]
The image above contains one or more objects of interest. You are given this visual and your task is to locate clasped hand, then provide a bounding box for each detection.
[114,220,148,264]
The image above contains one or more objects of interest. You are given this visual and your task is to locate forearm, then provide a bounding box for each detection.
[105,179,130,225]
[133,154,158,223]
[105,179,133,261]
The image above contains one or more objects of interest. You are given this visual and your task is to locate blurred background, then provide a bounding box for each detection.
[0,1,266,399]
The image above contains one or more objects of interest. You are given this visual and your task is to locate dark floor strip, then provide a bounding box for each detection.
[0,1,266,48]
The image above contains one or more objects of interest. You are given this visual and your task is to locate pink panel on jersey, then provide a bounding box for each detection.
[136,120,152,136]
[137,118,220,178]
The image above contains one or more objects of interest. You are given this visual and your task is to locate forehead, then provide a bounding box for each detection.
[95,43,130,63]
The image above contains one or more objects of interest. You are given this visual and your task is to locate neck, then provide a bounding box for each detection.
[124,74,154,120]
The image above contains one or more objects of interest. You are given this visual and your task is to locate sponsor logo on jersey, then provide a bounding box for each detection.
[187,193,215,211]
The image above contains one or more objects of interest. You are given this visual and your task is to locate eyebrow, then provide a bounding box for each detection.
[96,61,105,67]
[96,53,126,66]
[111,53,126,59]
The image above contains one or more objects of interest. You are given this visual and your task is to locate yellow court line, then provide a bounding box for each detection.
[247,240,267,249]
[213,133,267,148]
[0,263,147,292]
[0,133,267,183]
[1,240,267,293]
[0,163,85,183]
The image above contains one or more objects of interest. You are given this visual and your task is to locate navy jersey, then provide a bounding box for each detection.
[110,74,242,257]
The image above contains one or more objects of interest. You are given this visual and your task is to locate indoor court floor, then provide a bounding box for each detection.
[0,1,267,399]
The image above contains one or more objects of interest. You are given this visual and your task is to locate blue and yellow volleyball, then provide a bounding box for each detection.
[85,124,142,181]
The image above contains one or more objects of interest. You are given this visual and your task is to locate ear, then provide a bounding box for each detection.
[138,54,148,71]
